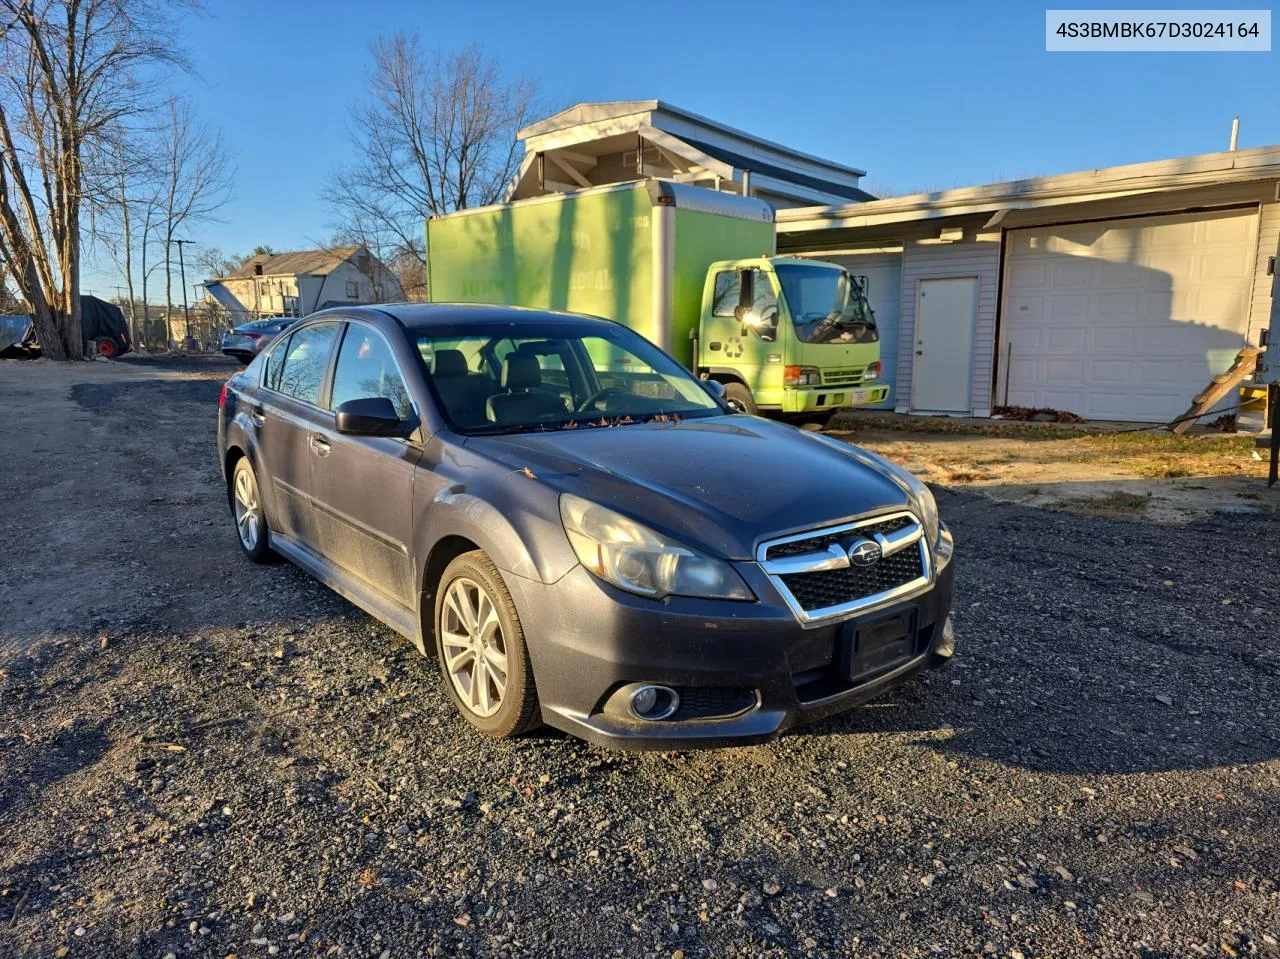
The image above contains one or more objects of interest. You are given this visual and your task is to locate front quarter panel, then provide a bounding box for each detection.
[412,434,579,587]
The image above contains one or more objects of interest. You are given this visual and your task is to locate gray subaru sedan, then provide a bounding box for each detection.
[216,304,956,749]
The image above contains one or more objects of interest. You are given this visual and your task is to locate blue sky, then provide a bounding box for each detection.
[85,0,1278,296]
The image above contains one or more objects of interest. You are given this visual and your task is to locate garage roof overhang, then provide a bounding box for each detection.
[507,100,872,206]
[776,145,1280,235]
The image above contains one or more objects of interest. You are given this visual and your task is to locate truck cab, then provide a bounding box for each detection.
[697,256,890,415]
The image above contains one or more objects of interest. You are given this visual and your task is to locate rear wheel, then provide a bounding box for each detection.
[230,457,272,563]
[723,381,757,415]
[95,337,118,358]
[434,550,540,738]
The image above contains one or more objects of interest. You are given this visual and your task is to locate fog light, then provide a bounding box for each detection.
[628,684,680,720]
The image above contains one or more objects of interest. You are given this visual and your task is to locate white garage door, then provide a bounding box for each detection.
[1002,208,1257,421]
[825,253,901,410]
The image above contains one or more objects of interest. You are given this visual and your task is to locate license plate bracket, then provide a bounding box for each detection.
[839,608,918,682]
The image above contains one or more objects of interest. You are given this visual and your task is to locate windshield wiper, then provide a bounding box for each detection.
[470,411,693,436]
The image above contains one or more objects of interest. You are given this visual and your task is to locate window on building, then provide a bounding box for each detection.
[346,280,360,299]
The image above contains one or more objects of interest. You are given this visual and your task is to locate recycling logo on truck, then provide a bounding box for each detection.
[724,336,745,359]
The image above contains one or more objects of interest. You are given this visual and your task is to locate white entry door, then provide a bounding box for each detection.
[913,277,977,412]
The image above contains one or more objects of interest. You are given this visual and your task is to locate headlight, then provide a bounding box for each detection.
[867,452,938,547]
[784,365,821,388]
[863,361,882,383]
[809,435,941,546]
[560,494,754,601]
[914,479,940,549]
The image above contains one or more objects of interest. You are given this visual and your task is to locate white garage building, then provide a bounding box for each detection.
[777,147,1280,421]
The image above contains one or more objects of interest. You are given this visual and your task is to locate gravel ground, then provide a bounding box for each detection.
[2,356,1280,959]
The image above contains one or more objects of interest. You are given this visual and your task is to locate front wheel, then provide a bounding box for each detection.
[95,337,118,358]
[434,550,540,738]
[723,381,757,415]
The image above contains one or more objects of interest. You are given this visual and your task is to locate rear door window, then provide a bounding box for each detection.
[263,334,291,391]
[274,322,339,406]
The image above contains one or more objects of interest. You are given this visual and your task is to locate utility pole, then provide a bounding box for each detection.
[175,239,191,346]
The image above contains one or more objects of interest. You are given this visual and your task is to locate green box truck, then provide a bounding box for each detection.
[426,180,889,415]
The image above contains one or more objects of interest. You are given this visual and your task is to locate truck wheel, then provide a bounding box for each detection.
[723,382,757,415]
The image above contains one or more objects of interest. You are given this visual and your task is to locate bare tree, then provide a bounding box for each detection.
[89,132,161,346]
[324,36,535,281]
[156,96,232,321]
[192,245,247,280]
[0,0,188,360]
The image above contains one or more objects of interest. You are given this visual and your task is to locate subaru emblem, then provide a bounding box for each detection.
[846,537,882,568]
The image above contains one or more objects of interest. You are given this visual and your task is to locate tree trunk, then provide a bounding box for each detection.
[28,301,69,360]
[119,183,138,348]
[64,205,84,361]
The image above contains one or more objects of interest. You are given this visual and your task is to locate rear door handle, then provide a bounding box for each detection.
[310,434,331,456]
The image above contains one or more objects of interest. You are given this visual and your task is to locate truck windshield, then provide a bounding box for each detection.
[416,321,724,435]
[775,264,879,345]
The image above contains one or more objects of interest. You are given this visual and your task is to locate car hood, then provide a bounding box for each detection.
[464,415,911,560]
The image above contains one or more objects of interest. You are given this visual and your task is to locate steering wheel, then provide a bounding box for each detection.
[576,387,630,413]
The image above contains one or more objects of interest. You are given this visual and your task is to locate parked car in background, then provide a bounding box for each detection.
[220,317,293,364]
[216,304,955,750]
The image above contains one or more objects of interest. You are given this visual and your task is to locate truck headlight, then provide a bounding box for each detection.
[560,494,754,601]
[863,361,882,383]
[784,365,821,388]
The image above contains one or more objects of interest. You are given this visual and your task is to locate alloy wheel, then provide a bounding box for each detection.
[233,466,260,551]
[440,577,508,718]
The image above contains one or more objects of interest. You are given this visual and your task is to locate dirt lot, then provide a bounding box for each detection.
[2,357,1280,959]
[827,411,1276,525]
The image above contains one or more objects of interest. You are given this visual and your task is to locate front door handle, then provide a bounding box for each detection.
[310,434,331,456]
[249,403,265,426]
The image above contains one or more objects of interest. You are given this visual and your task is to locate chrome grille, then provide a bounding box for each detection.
[764,515,914,561]
[757,511,932,625]
[822,367,865,386]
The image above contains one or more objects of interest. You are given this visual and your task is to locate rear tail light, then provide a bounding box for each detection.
[784,365,821,388]
[218,383,229,409]
[863,361,882,383]
[242,332,263,340]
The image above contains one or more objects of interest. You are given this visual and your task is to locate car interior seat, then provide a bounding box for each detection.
[486,354,568,425]
[432,348,494,428]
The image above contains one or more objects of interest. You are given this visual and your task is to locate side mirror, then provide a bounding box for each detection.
[335,397,405,436]
[703,378,727,401]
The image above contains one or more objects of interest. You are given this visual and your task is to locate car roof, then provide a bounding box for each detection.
[359,302,617,332]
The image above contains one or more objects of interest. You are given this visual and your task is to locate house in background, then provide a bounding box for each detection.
[775,147,1280,422]
[203,246,403,323]
[506,100,873,209]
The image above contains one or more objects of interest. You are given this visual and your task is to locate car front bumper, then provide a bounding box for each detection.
[781,384,891,413]
[503,541,954,750]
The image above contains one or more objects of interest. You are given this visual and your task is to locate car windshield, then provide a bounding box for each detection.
[775,264,879,345]
[415,321,723,435]
[240,318,282,331]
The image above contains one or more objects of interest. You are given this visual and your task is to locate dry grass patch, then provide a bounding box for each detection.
[1051,490,1152,517]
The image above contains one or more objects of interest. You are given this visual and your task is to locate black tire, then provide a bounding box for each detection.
[95,336,118,358]
[433,550,541,738]
[723,381,758,415]
[229,457,273,563]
